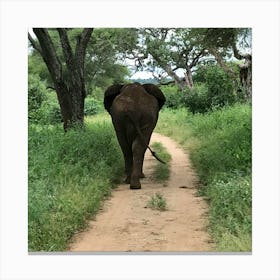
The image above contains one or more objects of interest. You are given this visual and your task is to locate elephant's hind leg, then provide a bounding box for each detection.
[113,126,133,184]
[129,139,144,189]
[130,128,153,189]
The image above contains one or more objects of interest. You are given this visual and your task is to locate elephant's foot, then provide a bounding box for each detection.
[130,184,141,190]
[130,178,141,190]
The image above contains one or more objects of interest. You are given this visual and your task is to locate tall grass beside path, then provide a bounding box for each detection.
[155,104,252,251]
[28,118,123,251]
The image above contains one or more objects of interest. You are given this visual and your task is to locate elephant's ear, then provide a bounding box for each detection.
[142,84,166,110]
[104,84,124,112]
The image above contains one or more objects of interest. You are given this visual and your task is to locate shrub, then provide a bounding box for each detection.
[28,74,47,123]
[160,85,185,109]
[39,100,62,124]
[204,65,236,108]
[186,65,238,113]
[84,97,102,116]
[29,89,103,125]
[182,83,209,114]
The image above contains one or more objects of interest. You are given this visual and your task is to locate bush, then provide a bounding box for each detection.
[84,97,102,116]
[182,84,209,114]
[185,65,238,113]
[39,100,62,124]
[29,86,103,125]
[160,85,185,109]
[28,74,47,123]
[160,64,238,114]
[204,65,236,108]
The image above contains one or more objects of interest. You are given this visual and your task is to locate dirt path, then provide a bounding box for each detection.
[69,133,213,252]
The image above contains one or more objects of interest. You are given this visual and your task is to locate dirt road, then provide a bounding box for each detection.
[69,133,213,252]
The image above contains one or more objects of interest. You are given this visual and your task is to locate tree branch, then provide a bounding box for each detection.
[74,28,93,63]
[209,47,235,78]
[33,28,63,84]
[232,42,243,60]
[28,32,42,54]
[57,28,74,70]
[189,49,205,68]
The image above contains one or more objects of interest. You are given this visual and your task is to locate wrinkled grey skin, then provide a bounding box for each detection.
[104,83,165,189]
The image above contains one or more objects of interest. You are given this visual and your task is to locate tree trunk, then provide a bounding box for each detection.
[209,47,236,79]
[30,28,93,131]
[163,65,187,90]
[184,68,194,89]
[239,58,252,100]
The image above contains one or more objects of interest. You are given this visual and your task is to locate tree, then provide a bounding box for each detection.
[28,28,93,130]
[201,28,252,99]
[127,28,251,97]
[132,28,210,90]
[84,28,138,90]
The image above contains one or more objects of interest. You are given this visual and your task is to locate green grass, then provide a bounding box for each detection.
[28,118,123,251]
[150,142,171,184]
[147,192,168,211]
[156,104,252,251]
[206,175,252,251]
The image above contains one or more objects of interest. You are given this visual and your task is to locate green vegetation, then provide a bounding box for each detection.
[147,192,168,211]
[160,64,243,114]
[156,104,252,251]
[28,73,103,125]
[150,142,171,183]
[28,120,123,251]
[28,28,252,252]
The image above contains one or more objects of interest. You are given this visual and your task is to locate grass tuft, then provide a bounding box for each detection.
[147,192,168,211]
[150,142,171,184]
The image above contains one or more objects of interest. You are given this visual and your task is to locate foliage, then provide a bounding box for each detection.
[182,84,209,114]
[84,97,103,116]
[28,120,123,251]
[28,86,103,125]
[28,28,137,100]
[203,65,236,107]
[184,64,238,113]
[159,85,185,109]
[138,28,209,88]
[85,28,138,90]
[28,74,47,123]
[150,142,171,183]
[156,104,252,251]
[161,63,240,113]
[129,28,251,90]
[147,192,168,211]
[28,53,51,84]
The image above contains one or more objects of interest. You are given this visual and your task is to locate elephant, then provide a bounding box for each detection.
[104,83,166,189]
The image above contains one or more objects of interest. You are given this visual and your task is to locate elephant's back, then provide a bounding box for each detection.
[113,84,158,112]
[110,84,159,128]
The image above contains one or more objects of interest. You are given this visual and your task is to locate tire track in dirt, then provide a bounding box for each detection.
[68,132,214,252]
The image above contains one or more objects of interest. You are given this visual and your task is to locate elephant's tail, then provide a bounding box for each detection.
[127,115,166,165]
